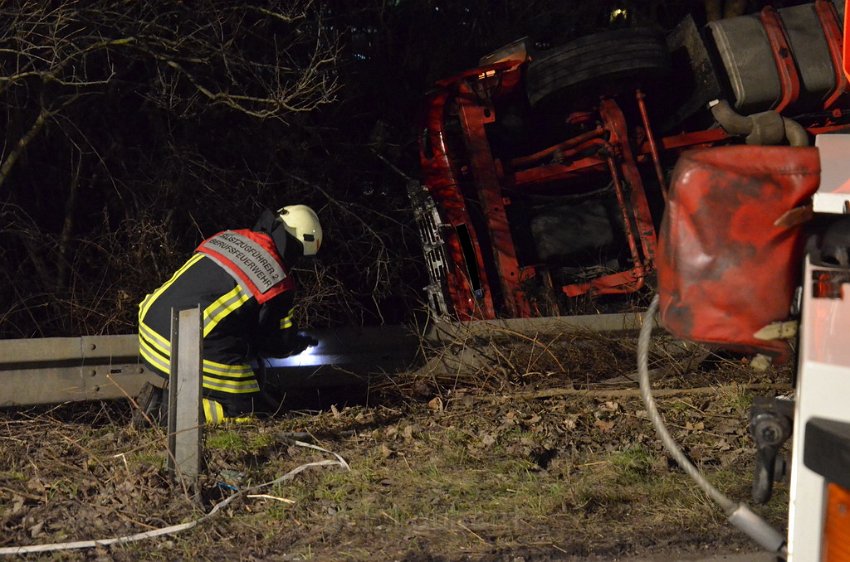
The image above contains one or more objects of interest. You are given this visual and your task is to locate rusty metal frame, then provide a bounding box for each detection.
[419,89,496,320]
[554,99,656,299]
[456,82,531,318]
[420,73,664,314]
[636,89,668,200]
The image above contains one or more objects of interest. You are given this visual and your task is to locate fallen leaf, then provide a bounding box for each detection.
[600,401,620,413]
[25,478,45,494]
[685,421,705,432]
[594,419,615,433]
[403,425,416,441]
[480,433,497,448]
[29,521,44,538]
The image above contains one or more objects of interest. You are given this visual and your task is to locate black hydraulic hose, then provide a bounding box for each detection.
[709,99,753,136]
[709,99,809,147]
[638,295,788,556]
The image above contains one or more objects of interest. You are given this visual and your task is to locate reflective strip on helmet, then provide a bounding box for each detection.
[202,285,250,337]
[138,253,205,322]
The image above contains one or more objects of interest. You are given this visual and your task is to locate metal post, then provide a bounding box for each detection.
[166,306,203,496]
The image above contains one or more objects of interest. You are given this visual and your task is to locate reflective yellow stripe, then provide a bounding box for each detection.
[139,294,152,320]
[139,339,171,375]
[201,361,257,390]
[280,315,293,330]
[203,285,250,337]
[140,332,257,397]
[202,378,260,394]
[139,253,205,321]
[203,399,224,424]
[139,321,171,356]
[203,399,253,425]
[202,359,253,377]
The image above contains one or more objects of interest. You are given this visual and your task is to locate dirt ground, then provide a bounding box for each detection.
[0,331,792,561]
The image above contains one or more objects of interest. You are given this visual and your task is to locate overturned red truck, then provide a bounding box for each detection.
[411,0,849,321]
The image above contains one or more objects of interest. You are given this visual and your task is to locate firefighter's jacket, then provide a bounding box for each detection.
[138,221,297,401]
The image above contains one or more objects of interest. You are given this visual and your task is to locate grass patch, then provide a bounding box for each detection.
[0,333,788,561]
[206,430,247,452]
[610,445,654,483]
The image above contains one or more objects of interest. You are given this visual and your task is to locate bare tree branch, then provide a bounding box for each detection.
[0,106,50,190]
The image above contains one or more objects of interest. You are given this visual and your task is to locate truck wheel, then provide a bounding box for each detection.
[526,27,671,107]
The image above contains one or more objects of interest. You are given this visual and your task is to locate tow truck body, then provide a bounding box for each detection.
[785,133,850,560]
[650,19,850,561]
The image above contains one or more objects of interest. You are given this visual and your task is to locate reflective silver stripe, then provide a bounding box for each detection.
[203,399,223,424]
[139,321,170,355]
[202,361,254,378]
[202,285,250,337]
[139,338,171,374]
[198,231,285,294]
[202,378,260,393]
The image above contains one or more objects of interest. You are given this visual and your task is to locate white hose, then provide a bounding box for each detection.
[0,440,349,557]
[638,294,787,555]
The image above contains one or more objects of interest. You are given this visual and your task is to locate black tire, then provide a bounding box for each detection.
[526,27,671,107]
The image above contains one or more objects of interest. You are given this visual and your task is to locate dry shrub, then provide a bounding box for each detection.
[373,323,770,403]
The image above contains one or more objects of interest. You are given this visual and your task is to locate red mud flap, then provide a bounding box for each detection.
[656,145,820,362]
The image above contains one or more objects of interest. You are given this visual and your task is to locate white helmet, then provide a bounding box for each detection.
[277,205,322,256]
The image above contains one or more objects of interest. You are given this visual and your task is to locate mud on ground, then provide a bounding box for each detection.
[0,331,792,561]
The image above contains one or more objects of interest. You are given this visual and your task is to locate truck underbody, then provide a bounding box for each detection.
[413,0,849,322]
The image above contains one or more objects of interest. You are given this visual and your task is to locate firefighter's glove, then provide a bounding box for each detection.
[255,333,316,358]
[290,333,319,355]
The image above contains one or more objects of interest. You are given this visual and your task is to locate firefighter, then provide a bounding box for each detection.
[136,205,322,425]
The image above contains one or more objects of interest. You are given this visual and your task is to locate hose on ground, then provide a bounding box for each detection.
[638,294,787,556]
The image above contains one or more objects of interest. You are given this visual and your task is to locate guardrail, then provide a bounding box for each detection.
[0,334,152,407]
[0,326,423,408]
[0,313,653,408]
